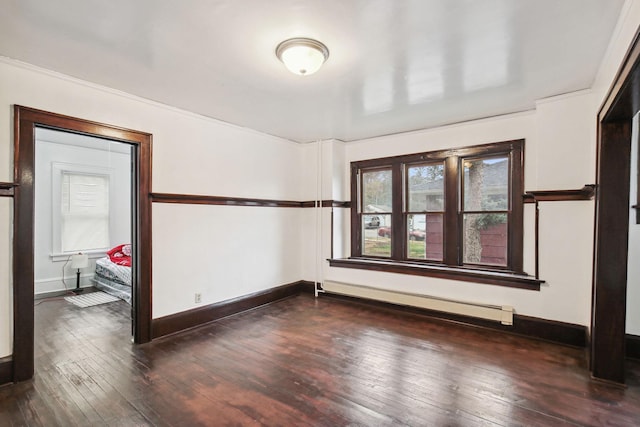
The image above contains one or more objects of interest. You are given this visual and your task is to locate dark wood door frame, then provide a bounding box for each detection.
[12,106,153,382]
[592,28,640,384]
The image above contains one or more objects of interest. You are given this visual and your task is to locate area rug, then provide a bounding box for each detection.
[64,291,119,308]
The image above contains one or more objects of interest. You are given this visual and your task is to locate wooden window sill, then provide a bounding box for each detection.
[327,258,543,291]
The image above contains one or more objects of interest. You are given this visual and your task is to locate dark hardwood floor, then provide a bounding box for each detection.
[2,292,640,426]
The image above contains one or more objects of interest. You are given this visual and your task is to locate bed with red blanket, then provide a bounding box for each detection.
[93,244,132,304]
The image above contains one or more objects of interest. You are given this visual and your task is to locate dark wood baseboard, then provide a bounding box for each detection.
[319,292,587,348]
[0,357,13,386]
[298,280,317,293]
[152,278,587,348]
[627,334,640,360]
[152,281,309,338]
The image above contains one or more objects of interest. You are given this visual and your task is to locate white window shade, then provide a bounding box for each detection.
[61,173,110,252]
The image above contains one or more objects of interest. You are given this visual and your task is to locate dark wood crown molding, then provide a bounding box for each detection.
[523,185,596,203]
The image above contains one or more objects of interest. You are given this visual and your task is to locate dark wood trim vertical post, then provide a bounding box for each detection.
[12,108,35,382]
[330,207,334,259]
[350,165,360,256]
[134,138,153,343]
[534,198,540,280]
[589,24,640,385]
[591,120,631,384]
[636,131,640,225]
[391,164,404,259]
[510,141,525,274]
[444,156,459,265]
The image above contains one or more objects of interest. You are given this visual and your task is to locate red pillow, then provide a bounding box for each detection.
[107,244,132,267]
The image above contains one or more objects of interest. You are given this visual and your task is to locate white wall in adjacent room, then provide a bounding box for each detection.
[34,129,132,296]
[627,113,640,335]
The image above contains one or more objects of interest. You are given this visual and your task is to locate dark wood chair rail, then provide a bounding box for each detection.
[522,185,595,280]
[523,185,596,202]
[150,192,351,209]
[0,182,18,197]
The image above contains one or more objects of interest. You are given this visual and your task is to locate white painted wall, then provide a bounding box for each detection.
[34,132,132,296]
[592,0,640,105]
[0,58,304,357]
[627,114,640,335]
[300,140,347,284]
[153,204,302,317]
[0,199,11,358]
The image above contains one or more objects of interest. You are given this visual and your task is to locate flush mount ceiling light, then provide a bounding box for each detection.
[276,38,329,76]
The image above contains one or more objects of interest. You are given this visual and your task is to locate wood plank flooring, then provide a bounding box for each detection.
[2,292,640,426]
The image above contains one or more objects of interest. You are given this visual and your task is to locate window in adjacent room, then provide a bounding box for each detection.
[50,161,114,258]
[61,172,110,252]
[350,139,524,274]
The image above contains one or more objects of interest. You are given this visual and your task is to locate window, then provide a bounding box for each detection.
[361,168,392,257]
[61,172,110,252]
[406,162,444,261]
[51,162,113,257]
[349,140,525,277]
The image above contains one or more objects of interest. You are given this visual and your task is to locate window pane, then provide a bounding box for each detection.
[407,213,443,261]
[363,214,381,229]
[362,169,392,213]
[408,164,444,211]
[463,157,508,211]
[62,215,109,252]
[61,173,110,252]
[363,214,391,257]
[62,173,109,215]
[463,213,507,266]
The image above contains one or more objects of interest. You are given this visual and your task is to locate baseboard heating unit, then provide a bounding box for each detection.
[322,280,514,325]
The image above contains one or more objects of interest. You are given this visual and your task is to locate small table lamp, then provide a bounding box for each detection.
[70,253,89,294]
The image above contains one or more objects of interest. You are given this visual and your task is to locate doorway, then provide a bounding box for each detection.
[591,31,640,384]
[34,128,133,300]
[12,106,152,382]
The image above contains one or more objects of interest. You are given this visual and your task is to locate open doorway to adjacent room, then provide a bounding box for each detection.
[33,128,135,369]
[12,106,152,382]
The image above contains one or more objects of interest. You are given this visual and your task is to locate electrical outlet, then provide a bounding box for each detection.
[195,293,202,303]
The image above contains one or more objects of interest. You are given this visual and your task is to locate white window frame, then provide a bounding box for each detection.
[50,162,114,260]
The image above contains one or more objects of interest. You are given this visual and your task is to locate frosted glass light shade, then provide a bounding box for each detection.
[70,253,89,269]
[276,38,329,76]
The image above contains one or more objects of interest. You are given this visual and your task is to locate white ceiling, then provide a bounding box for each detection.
[0,1,626,143]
